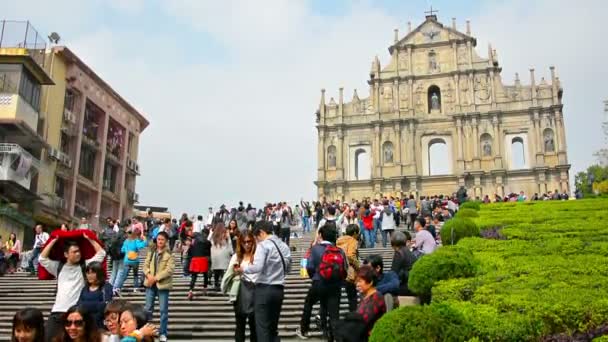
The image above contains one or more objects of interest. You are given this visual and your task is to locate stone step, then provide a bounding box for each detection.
[0,241,398,340]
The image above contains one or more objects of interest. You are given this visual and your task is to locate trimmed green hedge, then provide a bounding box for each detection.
[369,303,474,342]
[455,208,480,218]
[460,201,481,211]
[441,217,480,245]
[408,246,479,299]
[371,199,608,341]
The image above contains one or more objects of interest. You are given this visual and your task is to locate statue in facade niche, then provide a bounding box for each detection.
[431,92,440,110]
[483,140,492,156]
[429,52,439,72]
[544,132,555,152]
[384,144,394,163]
[328,151,336,168]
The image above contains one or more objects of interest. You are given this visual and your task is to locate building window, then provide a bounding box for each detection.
[64,89,76,112]
[511,137,526,169]
[428,138,449,175]
[79,145,96,180]
[354,148,371,180]
[18,69,41,111]
[103,163,118,192]
[0,64,21,93]
[55,177,65,198]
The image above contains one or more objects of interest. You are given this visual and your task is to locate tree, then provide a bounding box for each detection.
[575,165,608,196]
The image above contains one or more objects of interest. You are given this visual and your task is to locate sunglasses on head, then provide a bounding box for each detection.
[64,319,84,328]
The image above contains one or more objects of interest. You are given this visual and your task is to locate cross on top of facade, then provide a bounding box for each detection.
[425,5,439,17]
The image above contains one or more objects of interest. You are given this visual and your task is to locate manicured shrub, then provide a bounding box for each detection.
[369,303,474,342]
[441,218,480,245]
[456,208,480,218]
[408,246,479,299]
[460,201,481,211]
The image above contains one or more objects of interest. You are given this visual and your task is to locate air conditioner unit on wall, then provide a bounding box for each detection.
[48,148,60,161]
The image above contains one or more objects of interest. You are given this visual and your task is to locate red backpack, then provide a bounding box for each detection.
[318,245,347,283]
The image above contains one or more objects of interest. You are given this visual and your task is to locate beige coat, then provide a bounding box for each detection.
[336,235,359,282]
[143,246,175,290]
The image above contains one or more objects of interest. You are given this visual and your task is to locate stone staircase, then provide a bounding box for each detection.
[0,232,400,341]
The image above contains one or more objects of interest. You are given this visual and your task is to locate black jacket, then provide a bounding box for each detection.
[391,246,415,296]
[188,234,211,258]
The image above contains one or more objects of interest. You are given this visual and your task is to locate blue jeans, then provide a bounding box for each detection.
[381,229,393,248]
[302,216,311,233]
[28,247,41,273]
[109,259,123,286]
[362,229,375,248]
[113,263,140,291]
[145,285,169,336]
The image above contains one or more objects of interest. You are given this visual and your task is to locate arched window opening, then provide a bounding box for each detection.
[382,141,394,164]
[511,137,526,169]
[428,85,441,113]
[543,128,555,152]
[428,139,449,175]
[327,145,336,168]
[355,149,371,180]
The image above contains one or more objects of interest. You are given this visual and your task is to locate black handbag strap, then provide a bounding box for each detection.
[269,239,287,276]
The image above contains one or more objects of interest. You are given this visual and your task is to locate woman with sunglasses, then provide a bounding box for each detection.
[227,231,258,342]
[52,305,101,342]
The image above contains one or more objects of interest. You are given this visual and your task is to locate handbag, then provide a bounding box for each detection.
[237,280,255,314]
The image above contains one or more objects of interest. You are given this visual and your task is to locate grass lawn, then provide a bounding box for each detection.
[371,199,608,341]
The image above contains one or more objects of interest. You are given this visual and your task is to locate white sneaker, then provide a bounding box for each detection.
[159,335,167,342]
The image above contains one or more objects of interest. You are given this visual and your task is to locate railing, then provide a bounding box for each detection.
[0,143,41,169]
[0,20,47,68]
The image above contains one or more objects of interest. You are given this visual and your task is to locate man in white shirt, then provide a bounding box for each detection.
[39,232,106,341]
[193,215,204,234]
[28,225,49,276]
[206,207,214,226]
[370,198,384,237]
[414,217,437,255]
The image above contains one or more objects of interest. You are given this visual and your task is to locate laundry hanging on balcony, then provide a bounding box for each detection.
[15,154,32,178]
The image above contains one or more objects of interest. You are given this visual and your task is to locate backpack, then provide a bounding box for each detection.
[108,234,125,260]
[318,245,347,283]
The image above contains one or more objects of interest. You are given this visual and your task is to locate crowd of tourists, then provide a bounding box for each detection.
[5,195,458,342]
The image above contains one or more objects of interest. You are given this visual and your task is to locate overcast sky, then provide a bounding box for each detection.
[5,0,607,215]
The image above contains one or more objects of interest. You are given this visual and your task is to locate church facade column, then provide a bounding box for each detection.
[555,109,568,164]
[472,117,480,169]
[336,127,344,180]
[317,128,326,181]
[373,124,381,178]
[456,117,464,171]
[492,115,503,169]
[532,111,544,166]
[408,121,416,174]
[394,122,402,165]
[393,79,399,112]
[454,74,461,111]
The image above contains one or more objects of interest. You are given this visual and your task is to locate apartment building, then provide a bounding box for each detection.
[35,46,149,228]
[0,20,148,244]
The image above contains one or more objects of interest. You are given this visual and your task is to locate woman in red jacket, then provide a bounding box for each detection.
[361,204,375,248]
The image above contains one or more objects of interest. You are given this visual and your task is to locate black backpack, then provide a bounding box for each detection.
[108,234,126,260]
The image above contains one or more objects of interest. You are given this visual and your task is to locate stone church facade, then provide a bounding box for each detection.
[314,14,570,201]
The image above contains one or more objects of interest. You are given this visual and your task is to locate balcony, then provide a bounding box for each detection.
[105,146,121,165]
[61,121,78,137]
[82,135,100,150]
[127,159,140,175]
[127,190,139,204]
[0,143,41,201]
[0,93,40,134]
[40,193,67,211]
[63,107,76,124]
